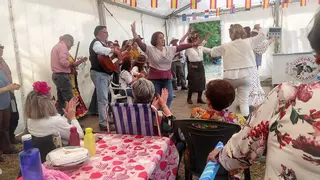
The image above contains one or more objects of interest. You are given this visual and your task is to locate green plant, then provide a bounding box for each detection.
[190,21,221,64]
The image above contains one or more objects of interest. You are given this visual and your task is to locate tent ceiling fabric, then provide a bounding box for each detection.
[110,0,263,18]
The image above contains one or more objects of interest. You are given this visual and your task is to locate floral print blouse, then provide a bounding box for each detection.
[218,82,320,180]
[190,107,246,128]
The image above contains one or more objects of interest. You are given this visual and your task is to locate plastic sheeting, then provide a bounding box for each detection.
[0,0,166,134]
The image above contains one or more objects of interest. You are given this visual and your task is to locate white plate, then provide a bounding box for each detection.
[46,146,89,167]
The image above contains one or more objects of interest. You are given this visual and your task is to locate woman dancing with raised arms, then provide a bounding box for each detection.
[130,22,201,107]
[204,24,266,118]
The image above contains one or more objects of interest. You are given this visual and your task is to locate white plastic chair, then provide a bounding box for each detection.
[109,82,132,103]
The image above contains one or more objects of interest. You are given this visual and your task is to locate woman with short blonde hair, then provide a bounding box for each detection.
[26,81,84,144]
[204,23,266,117]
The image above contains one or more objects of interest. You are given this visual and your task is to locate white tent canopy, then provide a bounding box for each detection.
[0,0,319,134]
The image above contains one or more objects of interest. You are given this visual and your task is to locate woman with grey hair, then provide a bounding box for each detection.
[131,78,174,134]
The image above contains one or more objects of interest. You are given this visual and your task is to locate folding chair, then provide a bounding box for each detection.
[106,103,161,136]
[173,119,242,180]
[109,82,132,103]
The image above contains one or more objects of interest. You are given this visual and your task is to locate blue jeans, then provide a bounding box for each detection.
[150,79,173,108]
[90,70,111,126]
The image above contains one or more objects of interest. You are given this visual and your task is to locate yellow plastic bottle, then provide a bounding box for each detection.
[84,128,96,157]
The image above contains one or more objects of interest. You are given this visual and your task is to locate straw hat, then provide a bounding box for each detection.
[135,55,146,64]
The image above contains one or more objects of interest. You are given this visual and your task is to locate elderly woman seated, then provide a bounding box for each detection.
[189,79,247,179]
[131,78,174,135]
[190,79,246,128]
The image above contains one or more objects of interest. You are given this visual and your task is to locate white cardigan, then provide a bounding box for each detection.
[204,30,266,71]
[27,114,84,143]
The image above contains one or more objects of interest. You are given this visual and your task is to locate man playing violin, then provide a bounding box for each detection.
[89,26,120,131]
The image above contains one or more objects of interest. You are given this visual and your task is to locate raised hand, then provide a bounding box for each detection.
[151,94,161,110]
[131,22,136,33]
[159,88,169,108]
[63,97,78,120]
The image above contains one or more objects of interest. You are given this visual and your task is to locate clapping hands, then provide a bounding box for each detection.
[152,88,169,110]
[63,97,79,121]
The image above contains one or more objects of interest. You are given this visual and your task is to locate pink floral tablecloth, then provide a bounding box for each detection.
[58,134,179,180]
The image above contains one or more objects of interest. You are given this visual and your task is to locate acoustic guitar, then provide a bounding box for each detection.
[98,48,122,73]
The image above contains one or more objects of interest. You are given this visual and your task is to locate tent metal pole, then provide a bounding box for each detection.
[8,0,26,132]
[103,0,166,19]
[165,20,169,46]
[97,0,107,26]
[274,0,281,53]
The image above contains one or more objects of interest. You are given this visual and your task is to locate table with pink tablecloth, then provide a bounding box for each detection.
[58,134,179,180]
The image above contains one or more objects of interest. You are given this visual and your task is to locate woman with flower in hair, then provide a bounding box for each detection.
[206,11,320,179]
[26,82,84,145]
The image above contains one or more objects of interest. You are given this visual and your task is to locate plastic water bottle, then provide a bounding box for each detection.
[199,141,224,180]
[19,134,44,180]
[69,126,80,146]
[84,128,96,157]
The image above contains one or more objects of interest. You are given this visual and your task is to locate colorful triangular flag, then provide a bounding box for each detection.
[230,5,235,14]
[282,0,288,8]
[123,0,127,3]
[171,0,178,9]
[226,0,233,8]
[190,0,197,9]
[210,0,217,9]
[130,0,137,7]
[182,14,187,22]
[204,10,209,18]
[300,0,306,6]
[151,0,158,8]
[245,0,251,10]
[216,8,221,16]
[263,0,269,9]
[192,12,197,20]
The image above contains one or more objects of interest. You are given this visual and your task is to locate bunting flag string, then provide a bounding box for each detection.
[171,0,178,9]
[300,0,306,6]
[263,0,269,9]
[123,0,127,3]
[190,0,197,9]
[282,0,288,8]
[210,0,217,9]
[226,0,233,8]
[245,0,251,10]
[216,8,221,16]
[151,0,158,8]
[130,0,137,7]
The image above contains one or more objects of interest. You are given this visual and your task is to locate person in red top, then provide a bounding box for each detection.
[50,34,86,115]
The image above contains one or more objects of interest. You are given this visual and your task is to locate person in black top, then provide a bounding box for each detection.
[89,26,119,131]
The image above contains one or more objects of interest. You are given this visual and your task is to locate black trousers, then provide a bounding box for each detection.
[52,73,73,115]
[9,93,19,143]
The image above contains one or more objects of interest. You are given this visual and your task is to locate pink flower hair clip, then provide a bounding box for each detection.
[33,81,51,95]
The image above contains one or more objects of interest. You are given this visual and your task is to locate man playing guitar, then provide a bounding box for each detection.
[89,26,120,131]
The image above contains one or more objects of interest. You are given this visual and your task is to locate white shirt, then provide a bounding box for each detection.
[145,45,177,71]
[185,46,210,62]
[131,66,146,76]
[119,70,132,89]
[207,31,266,71]
[27,114,84,144]
[93,41,111,56]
